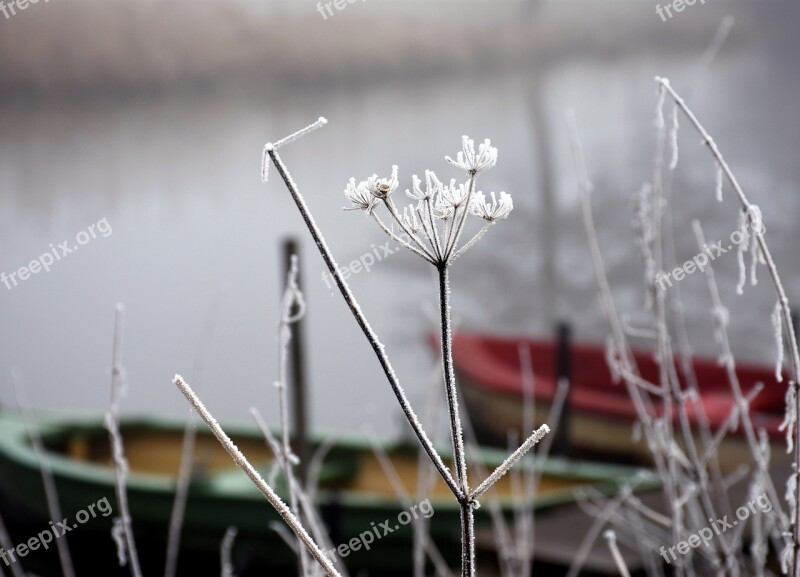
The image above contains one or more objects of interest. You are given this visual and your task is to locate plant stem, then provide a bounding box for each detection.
[437,265,469,493]
[436,264,472,576]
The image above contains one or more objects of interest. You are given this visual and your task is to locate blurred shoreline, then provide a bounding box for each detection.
[2,0,794,99]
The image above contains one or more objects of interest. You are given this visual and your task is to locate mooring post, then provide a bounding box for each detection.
[282,238,309,481]
[552,322,572,456]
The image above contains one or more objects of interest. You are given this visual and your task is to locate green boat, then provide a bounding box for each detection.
[0,410,657,573]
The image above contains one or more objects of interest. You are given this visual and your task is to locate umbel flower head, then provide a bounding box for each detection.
[343,136,512,266]
[365,165,399,199]
[344,165,399,212]
[344,178,379,214]
[445,136,498,174]
[470,191,513,222]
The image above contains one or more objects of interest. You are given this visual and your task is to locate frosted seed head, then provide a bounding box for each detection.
[367,165,399,199]
[445,135,498,174]
[344,177,379,214]
[469,190,513,222]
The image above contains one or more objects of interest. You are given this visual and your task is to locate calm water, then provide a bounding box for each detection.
[1,52,798,438]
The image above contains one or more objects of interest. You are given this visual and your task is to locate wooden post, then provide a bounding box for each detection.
[552,322,572,456]
[282,238,309,481]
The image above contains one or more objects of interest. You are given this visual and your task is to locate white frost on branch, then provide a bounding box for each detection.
[669,105,679,170]
[773,301,785,383]
[786,466,797,534]
[736,210,748,295]
[111,518,128,566]
[261,117,327,183]
[781,383,797,454]
[655,81,667,131]
[715,163,724,202]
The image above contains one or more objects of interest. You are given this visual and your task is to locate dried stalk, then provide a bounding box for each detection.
[105,304,143,577]
[173,376,341,577]
[657,77,800,574]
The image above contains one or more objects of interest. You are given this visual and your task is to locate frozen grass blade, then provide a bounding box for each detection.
[105,304,143,577]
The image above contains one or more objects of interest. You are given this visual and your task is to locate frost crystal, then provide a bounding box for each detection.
[780,382,796,453]
[445,136,498,174]
[400,204,424,234]
[773,301,785,383]
[438,180,470,212]
[736,210,748,295]
[469,191,513,222]
[655,81,667,131]
[407,170,443,202]
[786,466,797,529]
[112,518,128,566]
[715,164,724,202]
[669,105,679,170]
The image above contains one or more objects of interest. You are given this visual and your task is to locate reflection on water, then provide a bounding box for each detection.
[0,55,798,438]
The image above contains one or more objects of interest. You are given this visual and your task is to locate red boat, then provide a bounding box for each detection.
[452,332,787,471]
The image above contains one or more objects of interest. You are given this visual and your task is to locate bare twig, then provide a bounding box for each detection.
[105,304,143,577]
[604,529,632,577]
[470,425,550,502]
[173,376,341,577]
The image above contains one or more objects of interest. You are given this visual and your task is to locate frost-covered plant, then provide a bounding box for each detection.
[172,121,549,577]
[567,74,800,577]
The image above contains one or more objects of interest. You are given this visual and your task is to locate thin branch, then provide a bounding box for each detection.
[249,408,346,576]
[371,212,436,264]
[603,529,631,577]
[173,376,341,577]
[449,222,493,264]
[470,425,550,501]
[277,254,311,577]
